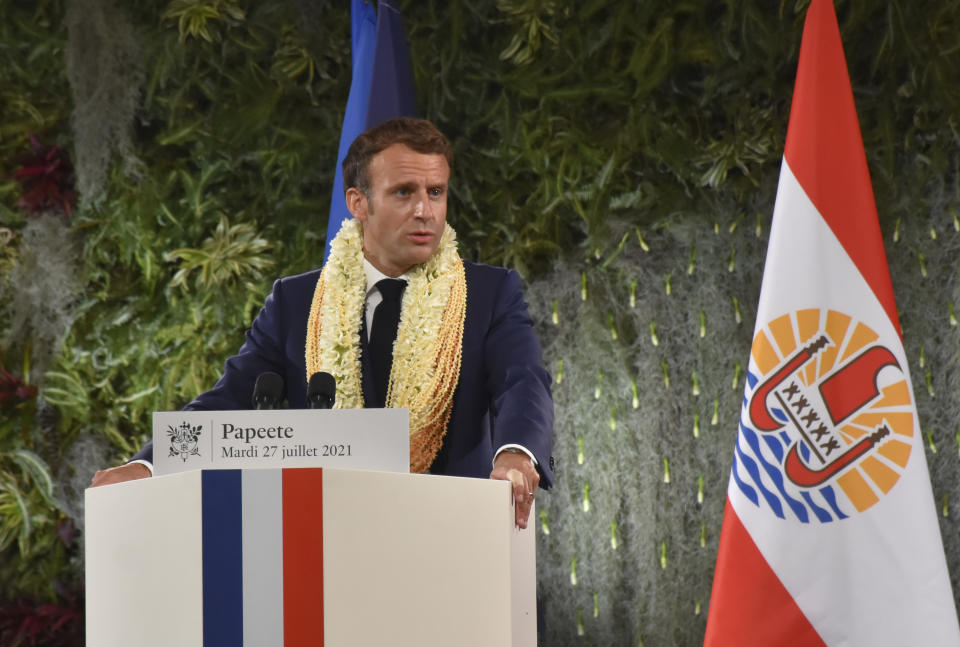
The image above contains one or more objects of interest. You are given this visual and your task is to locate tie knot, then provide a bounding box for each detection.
[376,278,406,303]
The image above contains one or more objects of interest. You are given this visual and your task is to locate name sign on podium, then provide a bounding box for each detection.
[152,408,409,476]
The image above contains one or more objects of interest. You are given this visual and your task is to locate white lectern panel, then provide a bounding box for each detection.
[85,467,536,646]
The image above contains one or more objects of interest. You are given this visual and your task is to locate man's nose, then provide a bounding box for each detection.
[414,192,433,219]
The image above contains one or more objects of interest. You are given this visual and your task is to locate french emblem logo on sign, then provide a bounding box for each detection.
[167,421,203,462]
[735,308,914,522]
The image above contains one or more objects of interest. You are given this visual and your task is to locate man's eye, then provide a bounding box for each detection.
[395,188,410,196]
[429,188,444,197]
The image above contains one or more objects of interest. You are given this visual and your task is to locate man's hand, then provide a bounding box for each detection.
[490,450,539,529]
[90,463,151,488]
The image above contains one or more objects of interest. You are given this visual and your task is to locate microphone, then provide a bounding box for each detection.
[306,372,336,409]
[252,372,284,410]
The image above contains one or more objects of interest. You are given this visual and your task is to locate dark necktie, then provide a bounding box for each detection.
[369,278,406,406]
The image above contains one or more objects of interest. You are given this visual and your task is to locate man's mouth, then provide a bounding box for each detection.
[408,231,434,244]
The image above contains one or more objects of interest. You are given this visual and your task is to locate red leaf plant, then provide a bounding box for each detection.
[12,135,77,219]
[0,592,83,647]
[0,364,38,408]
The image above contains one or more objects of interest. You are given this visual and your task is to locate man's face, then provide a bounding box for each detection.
[347,143,450,277]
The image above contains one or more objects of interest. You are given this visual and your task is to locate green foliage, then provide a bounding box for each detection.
[54,0,349,463]
[407,0,805,275]
[0,0,70,225]
[162,0,247,43]
[0,0,78,604]
[0,449,56,555]
[406,0,960,278]
[0,355,73,601]
[167,215,275,290]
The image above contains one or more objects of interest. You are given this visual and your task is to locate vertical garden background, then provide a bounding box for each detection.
[3,0,960,644]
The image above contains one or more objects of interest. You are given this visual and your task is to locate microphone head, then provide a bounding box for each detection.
[307,372,336,409]
[252,371,284,410]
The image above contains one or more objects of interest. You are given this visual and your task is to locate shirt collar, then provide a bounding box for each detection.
[363,258,409,296]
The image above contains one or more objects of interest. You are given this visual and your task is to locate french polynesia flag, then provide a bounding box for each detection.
[704,1,960,645]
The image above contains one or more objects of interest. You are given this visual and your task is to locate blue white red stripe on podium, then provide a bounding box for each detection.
[200,469,325,647]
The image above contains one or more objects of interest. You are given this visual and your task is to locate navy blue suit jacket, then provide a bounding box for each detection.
[134,261,554,487]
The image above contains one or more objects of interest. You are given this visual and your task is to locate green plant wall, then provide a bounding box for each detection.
[2,0,960,645]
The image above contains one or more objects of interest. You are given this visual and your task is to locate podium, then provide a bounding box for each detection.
[85,468,536,646]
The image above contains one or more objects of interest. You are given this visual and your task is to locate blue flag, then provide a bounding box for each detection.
[324,0,418,262]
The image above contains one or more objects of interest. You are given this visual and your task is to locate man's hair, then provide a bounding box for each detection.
[342,117,453,196]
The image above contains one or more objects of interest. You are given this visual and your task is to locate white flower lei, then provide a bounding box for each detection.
[305,218,466,471]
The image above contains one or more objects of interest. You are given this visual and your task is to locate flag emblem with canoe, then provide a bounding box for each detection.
[736,308,915,521]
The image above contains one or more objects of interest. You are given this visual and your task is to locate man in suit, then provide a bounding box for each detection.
[91,118,553,528]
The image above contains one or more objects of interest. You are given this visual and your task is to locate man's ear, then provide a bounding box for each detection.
[345,187,368,222]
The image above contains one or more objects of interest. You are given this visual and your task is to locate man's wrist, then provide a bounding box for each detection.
[493,444,536,467]
[128,459,154,476]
